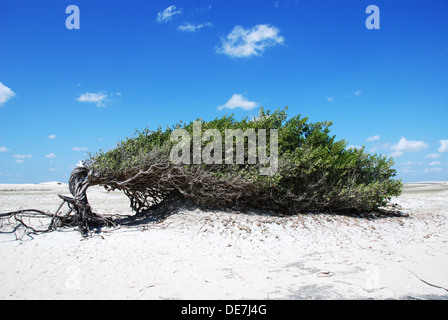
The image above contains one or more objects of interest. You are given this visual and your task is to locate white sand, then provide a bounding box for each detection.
[0,182,447,300]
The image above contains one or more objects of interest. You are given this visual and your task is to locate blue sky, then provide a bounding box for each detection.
[0,0,447,183]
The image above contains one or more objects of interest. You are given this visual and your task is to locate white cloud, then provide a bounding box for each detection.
[216,24,285,58]
[178,22,213,32]
[0,82,16,106]
[391,137,429,153]
[438,140,448,153]
[72,147,88,151]
[399,161,423,166]
[345,90,362,99]
[193,5,212,14]
[48,134,57,139]
[218,94,258,111]
[77,92,109,107]
[13,154,32,164]
[156,5,182,23]
[424,167,443,173]
[390,151,403,158]
[77,91,121,107]
[0,146,10,152]
[425,153,441,159]
[366,135,380,142]
[326,96,334,102]
[13,154,33,159]
[45,153,57,159]
[429,161,442,166]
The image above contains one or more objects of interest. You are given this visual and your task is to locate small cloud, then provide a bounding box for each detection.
[12,154,32,164]
[438,140,448,153]
[390,151,403,158]
[156,5,182,23]
[77,92,108,107]
[326,96,334,102]
[48,134,56,139]
[178,22,213,33]
[49,168,58,172]
[216,24,285,58]
[13,154,33,159]
[366,135,380,142]
[274,1,279,8]
[72,147,88,152]
[45,153,57,159]
[391,137,429,153]
[0,146,10,152]
[425,153,441,159]
[13,154,31,164]
[218,94,258,111]
[345,90,362,98]
[0,82,16,106]
[429,161,442,166]
[399,161,423,166]
[193,5,212,14]
[424,167,443,173]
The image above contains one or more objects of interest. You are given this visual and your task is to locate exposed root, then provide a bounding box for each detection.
[0,167,117,239]
[0,197,115,240]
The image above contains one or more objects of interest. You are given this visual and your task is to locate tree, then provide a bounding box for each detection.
[1,107,402,237]
[81,107,402,215]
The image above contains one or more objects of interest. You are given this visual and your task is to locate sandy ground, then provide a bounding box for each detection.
[0,181,447,300]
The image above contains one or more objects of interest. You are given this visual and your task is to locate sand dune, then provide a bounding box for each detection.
[0,182,447,299]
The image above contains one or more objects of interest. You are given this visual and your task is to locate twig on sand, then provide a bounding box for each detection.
[406,270,448,292]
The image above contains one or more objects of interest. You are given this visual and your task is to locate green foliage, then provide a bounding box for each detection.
[88,107,402,213]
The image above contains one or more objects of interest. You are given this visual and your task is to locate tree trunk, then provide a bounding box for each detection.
[67,167,113,235]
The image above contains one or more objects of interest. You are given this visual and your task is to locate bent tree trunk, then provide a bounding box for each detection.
[66,167,113,235]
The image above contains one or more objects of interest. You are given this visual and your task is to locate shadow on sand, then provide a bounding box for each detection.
[109,197,409,230]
